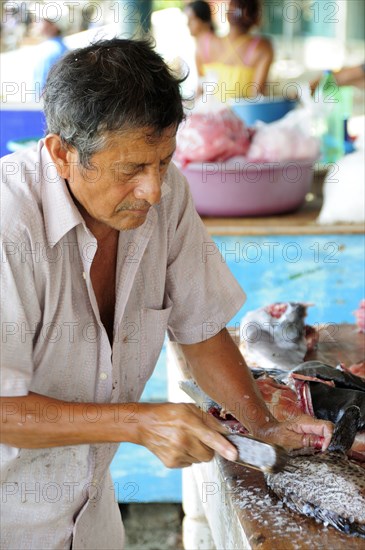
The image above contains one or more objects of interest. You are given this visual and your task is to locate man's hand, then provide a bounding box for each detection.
[180,330,334,454]
[134,402,238,468]
[254,415,333,452]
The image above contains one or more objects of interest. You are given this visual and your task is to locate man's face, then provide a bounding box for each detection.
[65,127,176,231]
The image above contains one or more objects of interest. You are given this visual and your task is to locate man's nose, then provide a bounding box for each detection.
[133,169,162,205]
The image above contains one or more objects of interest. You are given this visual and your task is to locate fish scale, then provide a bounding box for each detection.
[266,452,365,538]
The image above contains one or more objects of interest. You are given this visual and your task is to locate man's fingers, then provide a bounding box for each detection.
[318,420,333,451]
[289,416,334,450]
[300,433,323,449]
[140,403,239,466]
[199,429,238,462]
[199,410,239,461]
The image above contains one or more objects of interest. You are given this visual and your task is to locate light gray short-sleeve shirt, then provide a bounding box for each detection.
[0,141,246,549]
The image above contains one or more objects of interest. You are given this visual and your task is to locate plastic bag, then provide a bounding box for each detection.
[175,105,251,166]
[317,147,365,224]
[246,101,321,162]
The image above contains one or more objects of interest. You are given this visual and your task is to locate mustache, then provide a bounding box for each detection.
[116,201,151,212]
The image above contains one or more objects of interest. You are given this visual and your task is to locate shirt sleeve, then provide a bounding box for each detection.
[0,232,41,396]
[165,165,246,344]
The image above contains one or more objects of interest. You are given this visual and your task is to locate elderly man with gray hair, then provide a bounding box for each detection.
[1,38,333,549]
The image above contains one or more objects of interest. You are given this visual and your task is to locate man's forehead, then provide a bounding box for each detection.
[110,125,177,144]
[105,127,176,161]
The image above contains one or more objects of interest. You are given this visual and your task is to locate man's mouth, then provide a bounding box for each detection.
[127,209,149,216]
[116,203,150,215]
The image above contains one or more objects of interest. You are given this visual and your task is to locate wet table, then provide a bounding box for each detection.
[167,324,365,549]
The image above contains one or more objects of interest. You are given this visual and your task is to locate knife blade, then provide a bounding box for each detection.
[224,433,289,473]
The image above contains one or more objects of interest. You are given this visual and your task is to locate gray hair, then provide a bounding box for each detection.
[43,38,187,167]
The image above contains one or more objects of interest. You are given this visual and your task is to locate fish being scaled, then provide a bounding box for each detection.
[181,379,365,536]
[266,407,365,538]
[265,452,365,538]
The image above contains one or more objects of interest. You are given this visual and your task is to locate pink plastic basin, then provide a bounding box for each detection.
[180,157,315,217]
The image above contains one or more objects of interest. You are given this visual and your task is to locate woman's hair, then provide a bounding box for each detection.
[229,0,262,32]
[187,1,215,32]
[42,38,187,167]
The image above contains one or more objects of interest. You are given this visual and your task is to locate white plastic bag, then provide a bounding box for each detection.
[247,115,320,162]
[318,146,365,224]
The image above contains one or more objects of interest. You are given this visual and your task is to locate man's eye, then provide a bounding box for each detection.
[117,166,141,177]
[121,170,137,176]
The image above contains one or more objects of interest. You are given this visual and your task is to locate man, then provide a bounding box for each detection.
[1,38,333,549]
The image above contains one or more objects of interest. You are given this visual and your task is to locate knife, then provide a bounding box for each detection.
[179,379,289,473]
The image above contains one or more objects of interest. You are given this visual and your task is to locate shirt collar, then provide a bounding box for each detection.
[40,140,86,248]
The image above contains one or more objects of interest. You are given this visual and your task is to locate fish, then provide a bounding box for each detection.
[255,361,365,461]
[265,452,365,538]
[179,375,365,461]
[182,380,365,536]
[280,361,365,393]
[240,302,316,371]
[278,361,365,461]
[266,407,365,538]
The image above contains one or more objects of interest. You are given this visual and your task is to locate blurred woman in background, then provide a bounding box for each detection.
[201,0,273,98]
[33,15,69,91]
[185,1,219,80]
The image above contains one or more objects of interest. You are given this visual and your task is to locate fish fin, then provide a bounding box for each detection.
[328,405,361,453]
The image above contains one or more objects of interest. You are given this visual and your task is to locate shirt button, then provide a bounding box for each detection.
[99,372,108,380]
[82,271,87,280]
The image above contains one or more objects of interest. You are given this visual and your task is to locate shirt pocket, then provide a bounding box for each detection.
[138,300,173,386]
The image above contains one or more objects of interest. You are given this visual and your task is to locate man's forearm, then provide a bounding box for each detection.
[1,392,241,466]
[335,64,365,87]
[180,328,277,435]
[0,392,143,448]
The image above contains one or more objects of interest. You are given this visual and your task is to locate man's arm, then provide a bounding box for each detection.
[0,392,238,467]
[180,328,333,450]
[310,64,365,93]
[334,64,365,88]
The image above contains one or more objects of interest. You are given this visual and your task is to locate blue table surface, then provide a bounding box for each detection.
[111,233,365,502]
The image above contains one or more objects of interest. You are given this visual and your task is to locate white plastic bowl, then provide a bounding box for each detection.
[180,157,315,217]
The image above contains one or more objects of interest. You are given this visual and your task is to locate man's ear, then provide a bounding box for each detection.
[44,134,76,179]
